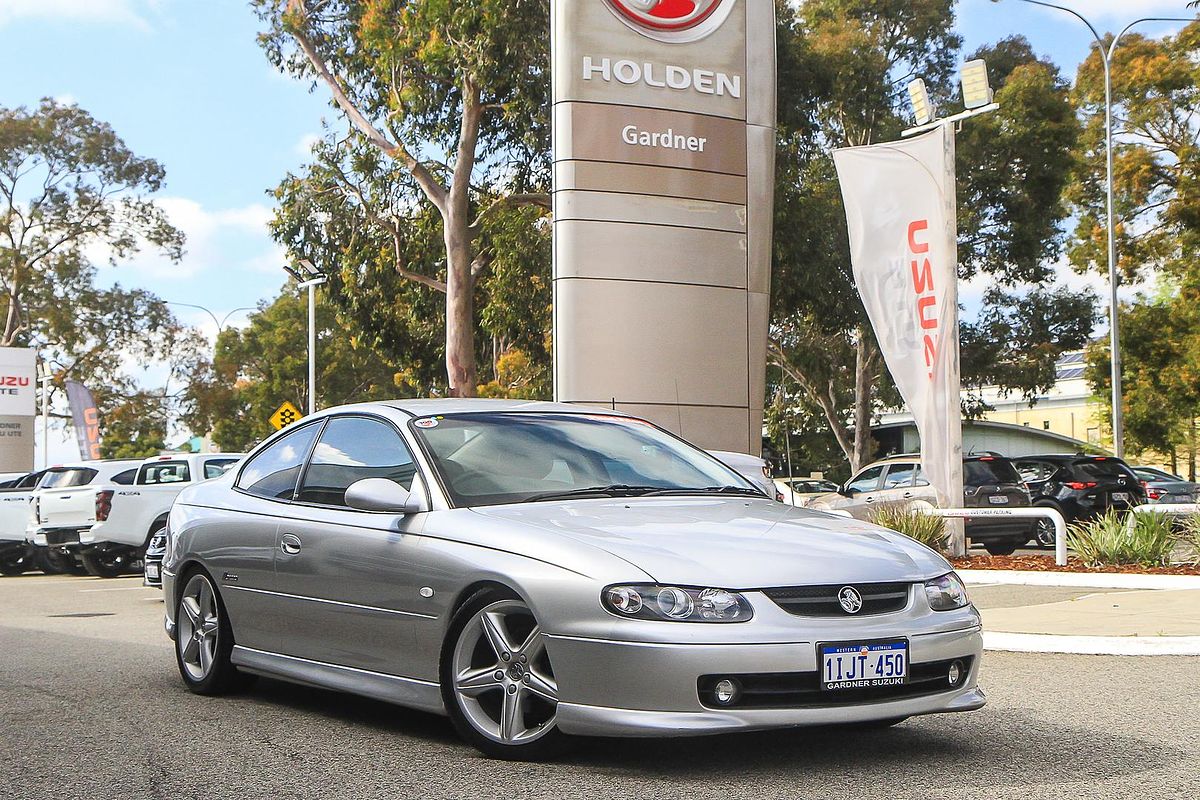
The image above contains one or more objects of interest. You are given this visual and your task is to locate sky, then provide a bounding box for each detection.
[1,0,1194,464]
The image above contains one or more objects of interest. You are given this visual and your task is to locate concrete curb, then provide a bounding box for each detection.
[959,568,1200,590]
[983,631,1200,657]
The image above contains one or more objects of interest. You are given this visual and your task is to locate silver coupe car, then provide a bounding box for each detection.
[162,400,984,760]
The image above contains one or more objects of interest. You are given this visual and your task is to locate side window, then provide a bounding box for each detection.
[111,469,137,486]
[236,424,321,501]
[845,465,885,494]
[1015,461,1045,482]
[883,463,917,489]
[296,417,417,507]
[203,459,239,479]
[911,465,931,487]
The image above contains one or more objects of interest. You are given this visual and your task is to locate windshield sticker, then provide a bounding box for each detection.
[414,418,439,429]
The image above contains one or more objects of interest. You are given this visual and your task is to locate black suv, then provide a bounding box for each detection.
[1012,454,1147,545]
[961,454,1037,556]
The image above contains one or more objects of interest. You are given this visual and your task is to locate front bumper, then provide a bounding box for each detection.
[544,624,984,737]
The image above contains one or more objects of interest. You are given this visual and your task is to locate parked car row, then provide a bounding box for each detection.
[800,451,1163,554]
[0,452,242,579]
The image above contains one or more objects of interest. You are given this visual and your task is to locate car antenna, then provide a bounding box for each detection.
[674,379,684,439]
[611,397,616,411]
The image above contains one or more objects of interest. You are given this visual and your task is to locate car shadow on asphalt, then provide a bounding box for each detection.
[245,678,1181,787]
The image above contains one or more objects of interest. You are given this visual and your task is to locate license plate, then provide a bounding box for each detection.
[144,563,159,579]
[820,641,908,690]
[1112,492,1131,504]
[988,495,1009,505]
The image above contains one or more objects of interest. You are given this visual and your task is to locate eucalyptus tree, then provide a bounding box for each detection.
[254,0,551,396]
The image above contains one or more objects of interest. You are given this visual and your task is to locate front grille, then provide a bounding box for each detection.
[698,657,973,709]
[763,583,910,617]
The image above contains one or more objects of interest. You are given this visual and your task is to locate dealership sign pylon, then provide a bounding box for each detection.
[551,0,777,455]
[833,126,966,555]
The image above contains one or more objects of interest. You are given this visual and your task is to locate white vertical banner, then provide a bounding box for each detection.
[833,127,964,537]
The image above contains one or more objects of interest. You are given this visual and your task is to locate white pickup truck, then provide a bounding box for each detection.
[29,460,143,575]
[84,453,243,577]
[0,470,46,575]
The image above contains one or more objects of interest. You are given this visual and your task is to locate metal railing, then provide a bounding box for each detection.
[918,507,1069,566]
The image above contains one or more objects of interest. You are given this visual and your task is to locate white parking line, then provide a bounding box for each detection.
[984,631,1200,656]
[79,586,153,593]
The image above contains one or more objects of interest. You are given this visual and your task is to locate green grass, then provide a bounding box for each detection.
[868,506,948,552]
[1066,511,1178,568]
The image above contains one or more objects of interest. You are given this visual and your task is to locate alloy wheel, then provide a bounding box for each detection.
[1035,517,1056,547]
[451,599,559,745]
[177,573,221,682]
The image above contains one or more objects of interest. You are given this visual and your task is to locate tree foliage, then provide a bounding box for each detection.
[253,0,551,396]
[0,99,197,448]
[182,289,407,453]
[770,6,1094,473]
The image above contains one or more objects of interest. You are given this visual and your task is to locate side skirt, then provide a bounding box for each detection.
[231,645,447,716]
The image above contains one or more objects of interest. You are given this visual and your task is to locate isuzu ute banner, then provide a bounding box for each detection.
[65,380,102,460]
[551,0,777,454]
[0,347,37,471]
[833,127,965,522]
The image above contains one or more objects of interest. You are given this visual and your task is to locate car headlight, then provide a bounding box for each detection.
[602,584,754,622]
[924,572,970,611]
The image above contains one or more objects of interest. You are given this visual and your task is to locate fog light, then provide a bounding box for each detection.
[713,678,741,706]
[948,660,964,687]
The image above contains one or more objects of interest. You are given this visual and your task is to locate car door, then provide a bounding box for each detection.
[272,414,433,678]
[834,465,886,518]
[209,421,323,654]
[875,462,927,510]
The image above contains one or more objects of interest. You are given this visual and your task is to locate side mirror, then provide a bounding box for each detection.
[840,485,857,497]
[345,477,428,514]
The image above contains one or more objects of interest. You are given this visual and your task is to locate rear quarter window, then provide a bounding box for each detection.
[964,459,1021,486]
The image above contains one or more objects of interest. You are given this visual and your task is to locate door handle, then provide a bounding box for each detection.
[865,496,875,504]
[280,533,302,555]
[903,492,914,499]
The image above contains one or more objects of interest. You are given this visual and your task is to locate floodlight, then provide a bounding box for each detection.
[961,59,994,110]
[907,78,934,126]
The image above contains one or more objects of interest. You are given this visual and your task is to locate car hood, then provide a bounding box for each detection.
[472,497,951,588]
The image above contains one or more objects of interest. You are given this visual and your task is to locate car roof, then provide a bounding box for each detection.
[372,398,632,417]
[1017,454,1122,462]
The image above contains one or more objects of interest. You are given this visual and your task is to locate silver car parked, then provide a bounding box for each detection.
[162,400,984,760]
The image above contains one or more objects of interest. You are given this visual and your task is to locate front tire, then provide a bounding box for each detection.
[0,550,31,576]
[175,569,252,695]
[440,588,569,761]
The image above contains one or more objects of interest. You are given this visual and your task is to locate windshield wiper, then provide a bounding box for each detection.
[524,485,665,502]
[646,486,765,497]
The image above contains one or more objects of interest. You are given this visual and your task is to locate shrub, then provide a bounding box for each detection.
[869,506,947,552]
[1178,515,1200,565]
[1067,511,1177,567]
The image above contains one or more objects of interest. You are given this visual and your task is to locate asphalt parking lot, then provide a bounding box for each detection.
[2,574,1198,799]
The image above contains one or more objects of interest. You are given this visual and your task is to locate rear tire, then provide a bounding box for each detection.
[983,542,1019,556]
[81,545,135,578]
[35,547,67,575]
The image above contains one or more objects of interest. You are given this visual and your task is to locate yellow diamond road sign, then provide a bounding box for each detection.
[269,401,304,431]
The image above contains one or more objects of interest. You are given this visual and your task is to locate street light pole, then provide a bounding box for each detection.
[284,261,327,416]
[37,361,51,470]
[994,0,1195,457]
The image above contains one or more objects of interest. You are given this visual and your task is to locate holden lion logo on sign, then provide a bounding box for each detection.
[838,586,864,615]
[605,0,736,43]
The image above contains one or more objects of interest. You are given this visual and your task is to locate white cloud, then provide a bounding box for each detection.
[295,133,322,158]
[85,196,280,289]
[53,93,78,106]
[0,0,156,30]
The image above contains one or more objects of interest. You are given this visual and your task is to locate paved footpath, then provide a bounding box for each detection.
[966,575,1200,655]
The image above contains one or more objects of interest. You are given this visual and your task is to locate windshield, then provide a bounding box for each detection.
[411,412,756,508]
[964,458,1021,485]
[40,468,98,489]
